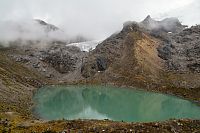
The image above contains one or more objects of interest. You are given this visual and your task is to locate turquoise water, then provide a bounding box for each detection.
[33,85,200,122]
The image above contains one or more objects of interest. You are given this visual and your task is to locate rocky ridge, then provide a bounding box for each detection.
[80,16,200,100]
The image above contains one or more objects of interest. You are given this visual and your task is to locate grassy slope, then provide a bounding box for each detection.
[0,48,47,116]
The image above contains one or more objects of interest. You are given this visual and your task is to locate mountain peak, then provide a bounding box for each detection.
[142,15,155,23]
[34,19,59,31]
[145,15,151,20]
[140,15,185,33]
[34,19,48,25]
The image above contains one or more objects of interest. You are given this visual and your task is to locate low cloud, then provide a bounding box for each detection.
[0,0,198,44]
[157,0,200,26]
[0,19,69,46]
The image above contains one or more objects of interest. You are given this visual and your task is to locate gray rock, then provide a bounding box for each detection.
[157,25,200,72]
[96,57,107,71]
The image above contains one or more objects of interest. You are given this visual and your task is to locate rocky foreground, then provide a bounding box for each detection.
[0,16,200,132]
[1,113,200,133]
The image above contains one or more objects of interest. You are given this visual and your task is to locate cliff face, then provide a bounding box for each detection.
[81,16,200,101]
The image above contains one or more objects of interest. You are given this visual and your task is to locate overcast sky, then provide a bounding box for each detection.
[0,0,199,39]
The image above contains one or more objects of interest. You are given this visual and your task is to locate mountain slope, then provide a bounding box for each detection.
[80,17,200,101]
[0,48,48,115]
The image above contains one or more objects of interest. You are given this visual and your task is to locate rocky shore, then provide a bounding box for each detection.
[1,113,200,133]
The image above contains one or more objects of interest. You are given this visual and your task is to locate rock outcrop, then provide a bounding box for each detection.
[140,15,186,33]
[158,25,200,73]
[43,45,80,73]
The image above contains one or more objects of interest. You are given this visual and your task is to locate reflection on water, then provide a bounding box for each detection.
[33,85,200,122]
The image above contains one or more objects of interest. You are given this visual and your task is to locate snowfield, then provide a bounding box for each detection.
[67,40,102,52]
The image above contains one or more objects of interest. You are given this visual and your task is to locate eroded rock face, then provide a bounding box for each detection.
[9,43,86,80]
[157,25,200,72]
[43,45,80,74]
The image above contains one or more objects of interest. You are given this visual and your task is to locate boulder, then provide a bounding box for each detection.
[96,57,107,71]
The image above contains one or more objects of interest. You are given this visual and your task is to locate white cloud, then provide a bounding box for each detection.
[0,19,68,44]
[0,0,198,40]
[162,0,200,26]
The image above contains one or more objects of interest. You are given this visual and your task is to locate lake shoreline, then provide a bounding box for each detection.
[1,115,200,132]
[32,85,200,122]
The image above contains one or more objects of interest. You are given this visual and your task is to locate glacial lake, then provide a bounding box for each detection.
[33,85,200,122]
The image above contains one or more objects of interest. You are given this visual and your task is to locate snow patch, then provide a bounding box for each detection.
[67,40,102,52]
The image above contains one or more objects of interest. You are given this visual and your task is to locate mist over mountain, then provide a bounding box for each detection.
[159,0,200,26]
[0,19,67,44]
[0,0,198,41]
[0,19,90,47]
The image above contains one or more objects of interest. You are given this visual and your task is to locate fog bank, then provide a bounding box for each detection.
[0,0,198,41]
